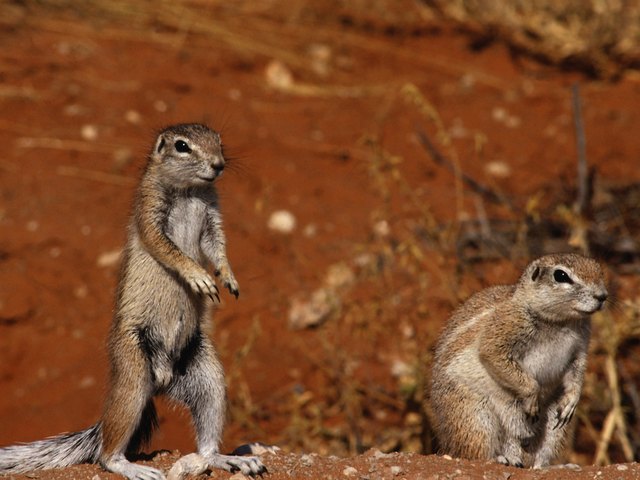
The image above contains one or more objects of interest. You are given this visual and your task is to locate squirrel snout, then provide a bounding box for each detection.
[594,291,608,303]
[211,156,225,171]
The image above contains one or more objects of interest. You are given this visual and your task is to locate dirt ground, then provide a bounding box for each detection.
[1,2,640,479]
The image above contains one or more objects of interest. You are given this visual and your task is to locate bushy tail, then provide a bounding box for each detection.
[0,423,101,474]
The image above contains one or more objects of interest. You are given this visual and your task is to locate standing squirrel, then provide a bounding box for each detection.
[0,124,266,479]
[429,253,607,468]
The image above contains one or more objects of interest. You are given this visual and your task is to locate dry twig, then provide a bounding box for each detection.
[415,128,513,210]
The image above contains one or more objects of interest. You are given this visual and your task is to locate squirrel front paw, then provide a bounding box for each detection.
[215,265,239,299]
[554,395,579,430]
[185,268,220,302]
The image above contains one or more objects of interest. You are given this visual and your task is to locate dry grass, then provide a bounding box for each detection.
[9,0,640,82]
[426,0,640,78]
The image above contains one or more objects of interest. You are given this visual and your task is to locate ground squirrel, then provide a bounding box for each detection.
[429,253,607,468]
[0,124,267,479]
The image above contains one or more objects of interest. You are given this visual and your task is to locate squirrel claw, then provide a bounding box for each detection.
[226,283,239,299]
[554,398,578,430]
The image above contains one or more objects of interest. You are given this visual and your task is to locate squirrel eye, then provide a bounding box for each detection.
[174,140,191,153]
[553,269,573,284]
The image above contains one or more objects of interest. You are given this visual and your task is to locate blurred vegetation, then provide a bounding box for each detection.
[426,0,640,78]
[7,0,640,78]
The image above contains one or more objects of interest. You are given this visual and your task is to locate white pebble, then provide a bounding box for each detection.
[125,110,142,124]
[371,449,389,459]
[342,466,357,476]
[153,100,168,112]
[81,124,98,141]
[390,465,402,475]
[265,60,293,90]
[485,160,511,179]
[300,454,315,466]
[268,210,296,233]
[97,249,122,268]
[228,89,242,101]
[79,376,96,388]
[617,464,629,471]
[303,223,317,237]
[492,107,507,122]
[373,219,390,237]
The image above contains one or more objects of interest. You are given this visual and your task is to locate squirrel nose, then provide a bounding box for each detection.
[211,157,225,172]
[594,291,608,303]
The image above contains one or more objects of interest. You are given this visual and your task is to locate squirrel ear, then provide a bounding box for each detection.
[156,136,166,154]
[531,266,541,282]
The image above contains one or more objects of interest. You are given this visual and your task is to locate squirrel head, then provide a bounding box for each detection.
[517,253,608,323]
[149,123,225,189]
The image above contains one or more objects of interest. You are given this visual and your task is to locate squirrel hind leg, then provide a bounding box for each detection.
[432,386,502,461]
[126,400,159,457]
[100,334,156,475]
[102,453,165,480]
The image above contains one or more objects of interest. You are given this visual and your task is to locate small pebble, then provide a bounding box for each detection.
[81,124,98,141]
[154,100,168,112]
[265,60,293,90]
[229,473,249,480]
[125,110,142,124]
[79,376,96,388]
[300,454,315,466]
[342,466,357,476]
[303,223,317,237]
[268,210,296,233]
[373,219,390,237]
[371,449,389,459]
[485,160,511,179]
[97,249,122,268]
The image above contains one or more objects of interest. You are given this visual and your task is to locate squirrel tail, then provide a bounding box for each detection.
[0,424,102,473]
[0,401,158,474]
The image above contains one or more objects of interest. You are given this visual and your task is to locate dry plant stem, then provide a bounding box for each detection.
[618,361,640,448]
[594,410,617,466]
[572,83,589,217]
[402,84,467,229]
[365,136,439,237]
[16,137,118,153]
[226,318,262,427]
[593,333,634,465]
[568,83,591,255]
[578,411,611,465]
[303,338,405,411]
[415,129,513,210]
[593,308,634,465]
[57,166,136,187]
[0,85,40,99]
